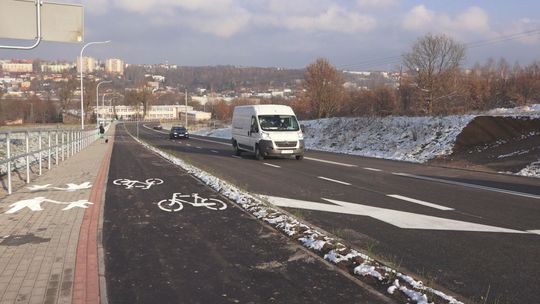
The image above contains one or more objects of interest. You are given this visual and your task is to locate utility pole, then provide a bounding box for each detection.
[185,89,188,129]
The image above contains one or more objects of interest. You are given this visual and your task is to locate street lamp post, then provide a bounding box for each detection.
[96,80,112,126]
[101,93,116,121]
[79,40,111,130]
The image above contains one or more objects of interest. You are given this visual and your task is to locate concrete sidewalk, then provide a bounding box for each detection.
[0,126,114,304]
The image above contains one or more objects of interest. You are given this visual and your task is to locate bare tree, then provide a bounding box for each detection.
[403,33,465,114]
[303,58,345,118]
[125,88,155,117]
[58,78,78,111]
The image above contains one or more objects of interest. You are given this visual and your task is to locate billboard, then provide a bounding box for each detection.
[0,0,84,43]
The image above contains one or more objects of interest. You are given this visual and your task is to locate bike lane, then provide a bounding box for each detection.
[103,126,392,303]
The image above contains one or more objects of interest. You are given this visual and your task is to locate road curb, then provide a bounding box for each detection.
[72,129,114,304]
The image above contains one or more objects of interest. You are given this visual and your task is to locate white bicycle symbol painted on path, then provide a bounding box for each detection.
[113,178,163,190]
[158,193,227,212]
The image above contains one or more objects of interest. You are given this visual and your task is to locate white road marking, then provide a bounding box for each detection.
[5,197,93,214]
[231,155,242,159]
[28,182,92,192]
[363,167,382,172]
[211,150,219,154]
[196,147,202,149]
[318,176,351,185]
[393,172,540,200]
[263,163,281,168]
[527,230,540,235]
[387,194,454,211]
[304,157,357,167]
[191,137,230,146]
[263,195,526,233]
[186,143,191,147]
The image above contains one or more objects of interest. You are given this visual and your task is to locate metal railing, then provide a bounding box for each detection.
[0,125,106,194]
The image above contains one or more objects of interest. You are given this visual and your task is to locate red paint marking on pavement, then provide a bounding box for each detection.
[73,137,114,304]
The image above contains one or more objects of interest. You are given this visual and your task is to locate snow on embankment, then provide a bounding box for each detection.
[302,116,474,163]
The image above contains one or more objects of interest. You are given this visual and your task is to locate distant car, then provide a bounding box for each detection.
[153,125,163,130]
[169,126,189,139]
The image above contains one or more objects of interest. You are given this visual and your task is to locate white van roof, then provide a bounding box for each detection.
[234,104,295,116]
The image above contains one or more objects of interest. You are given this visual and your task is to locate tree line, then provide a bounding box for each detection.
[289,33,540,120]
[2,33,539,125]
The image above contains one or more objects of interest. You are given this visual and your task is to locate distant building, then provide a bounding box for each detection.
[147,81,160,92]
[95,105,193,120]
[76,56,97,73]
[2,61,33,73]
[41,63,74,73]
[105,58,124,75]
[180,111,212,122]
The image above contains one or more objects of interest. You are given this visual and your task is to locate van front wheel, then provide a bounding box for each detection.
[255,145,264,160]
[233,141,241,156]
[295,155,304,160]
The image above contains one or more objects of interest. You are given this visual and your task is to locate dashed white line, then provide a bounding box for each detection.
[527,230,540,235]
[211,150,219,153]
[363,167,382,172]
[305,157,357,167]
[317,176,351,185]
[196,146,202,149]
[393,172,540,200]
[231,155,242,159]
[263,163,281,168]
[387,194,454,211]
[186,143,191,147]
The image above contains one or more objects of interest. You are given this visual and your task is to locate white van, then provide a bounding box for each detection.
[231,105,304,160]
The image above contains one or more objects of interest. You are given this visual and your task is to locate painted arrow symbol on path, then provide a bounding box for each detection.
[263,195,535,234]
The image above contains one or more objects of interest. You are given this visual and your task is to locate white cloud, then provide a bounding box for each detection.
[265,5,376,33]
[357,0,398,9]
[402,5,491,37]
[504,18,540,45]
[80,0,377,37]
[402,5,434,31]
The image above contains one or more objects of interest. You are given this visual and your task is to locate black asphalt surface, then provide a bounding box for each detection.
[130,122,540,304]
[103,125,391,304]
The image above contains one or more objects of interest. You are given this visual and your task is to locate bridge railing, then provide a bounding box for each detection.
[0,124,108,194]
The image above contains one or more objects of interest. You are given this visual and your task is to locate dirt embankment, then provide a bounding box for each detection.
[430,116,540,173]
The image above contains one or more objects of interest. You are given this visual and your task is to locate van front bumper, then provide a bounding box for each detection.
[259,140,304,157]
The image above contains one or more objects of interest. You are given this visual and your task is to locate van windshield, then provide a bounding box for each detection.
[258,115,299,131]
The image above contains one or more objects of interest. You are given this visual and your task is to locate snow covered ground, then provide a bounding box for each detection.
[192,116,475,163]
[301,115,474,163]
[193,104,540,178]
[485,104,540,116]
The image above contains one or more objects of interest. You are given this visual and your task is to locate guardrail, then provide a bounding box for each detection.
[0,125,106,194]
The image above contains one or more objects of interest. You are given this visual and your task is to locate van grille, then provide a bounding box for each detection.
[274,141,297,148]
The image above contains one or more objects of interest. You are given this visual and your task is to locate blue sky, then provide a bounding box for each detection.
[1,0,539,69]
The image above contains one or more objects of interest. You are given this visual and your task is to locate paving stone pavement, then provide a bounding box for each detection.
[0,127,113,304]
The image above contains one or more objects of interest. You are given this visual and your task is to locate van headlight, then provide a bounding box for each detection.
[261,132,271,140]
[298,132,304,140]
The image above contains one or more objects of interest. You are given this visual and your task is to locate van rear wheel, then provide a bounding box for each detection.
[255,145,264,160]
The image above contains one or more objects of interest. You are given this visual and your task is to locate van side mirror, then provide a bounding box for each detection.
[300,124,305,132]
[250,125,258,133]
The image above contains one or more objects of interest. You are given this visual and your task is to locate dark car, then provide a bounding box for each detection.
[169,126,189,139]
[153,124,163,130]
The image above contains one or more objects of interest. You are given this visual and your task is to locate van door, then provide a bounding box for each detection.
[248,115,259,151]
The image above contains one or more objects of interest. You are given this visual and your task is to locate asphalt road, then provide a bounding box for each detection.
[130,122,540,304]
[103,125,391,304]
